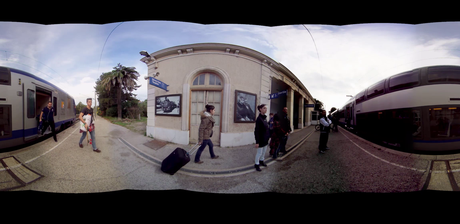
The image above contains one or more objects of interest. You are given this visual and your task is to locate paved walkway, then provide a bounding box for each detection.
[118,119,315,176]
[0,116,314,192]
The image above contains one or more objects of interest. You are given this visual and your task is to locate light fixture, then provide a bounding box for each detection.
[144,72,160,80]
[140,51,150,57]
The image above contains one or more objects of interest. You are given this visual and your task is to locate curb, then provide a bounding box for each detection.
[118,128,315,177]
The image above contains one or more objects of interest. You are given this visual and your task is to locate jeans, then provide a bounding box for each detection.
[194,139,216,162]
[79,130,97,150]
[255,145,268,165]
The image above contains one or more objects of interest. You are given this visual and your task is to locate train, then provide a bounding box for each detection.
[333,65,460,153]
[0,66,76,150]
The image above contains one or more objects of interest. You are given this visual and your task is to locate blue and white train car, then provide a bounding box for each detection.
[334,65,460,153]
[0,66,76,150]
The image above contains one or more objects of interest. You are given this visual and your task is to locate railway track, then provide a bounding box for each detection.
[423,159,460,191]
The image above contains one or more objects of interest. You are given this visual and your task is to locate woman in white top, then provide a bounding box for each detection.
[318,109,332,154]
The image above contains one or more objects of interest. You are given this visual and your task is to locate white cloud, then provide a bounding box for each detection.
[2,21,460,114]
[245,23,460,112]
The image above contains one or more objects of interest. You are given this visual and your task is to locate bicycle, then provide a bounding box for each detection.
[315,123,320,131]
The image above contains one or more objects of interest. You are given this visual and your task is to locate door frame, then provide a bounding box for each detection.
[188,90,223,145]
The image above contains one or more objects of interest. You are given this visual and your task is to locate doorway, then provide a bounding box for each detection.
[190,90,222,145]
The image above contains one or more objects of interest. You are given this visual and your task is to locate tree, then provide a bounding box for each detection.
[314,98,324,111]
[95,72,117,116]
[75,101,86,115]
[100,63,141,120]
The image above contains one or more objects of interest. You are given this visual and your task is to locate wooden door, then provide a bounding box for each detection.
[190,90,221,145]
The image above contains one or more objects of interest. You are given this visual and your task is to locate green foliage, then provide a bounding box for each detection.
[106,106,118,117]
[75,101,86,115]
[95,63,142,119]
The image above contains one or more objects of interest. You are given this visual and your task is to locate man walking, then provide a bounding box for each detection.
[39,101,57,142]
[78,98,100,153]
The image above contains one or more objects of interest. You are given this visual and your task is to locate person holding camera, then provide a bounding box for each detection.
[318,109,332,154]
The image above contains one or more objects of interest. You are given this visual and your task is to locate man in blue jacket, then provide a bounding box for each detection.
[39,101,57,142]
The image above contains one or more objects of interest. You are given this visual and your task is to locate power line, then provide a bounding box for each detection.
[98,22,124,72]
[301,24,324,89]
[302,24,325,110]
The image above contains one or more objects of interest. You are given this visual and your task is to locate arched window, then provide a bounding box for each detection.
[192,73,222,87]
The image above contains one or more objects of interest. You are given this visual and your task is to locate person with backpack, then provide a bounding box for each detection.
[269,113,287,157]
[78,98,100,153]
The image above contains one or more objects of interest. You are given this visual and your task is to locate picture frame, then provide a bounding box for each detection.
[234,90,256,123]
[155,94,181,116]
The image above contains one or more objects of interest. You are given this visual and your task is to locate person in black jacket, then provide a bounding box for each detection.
[275,107,292,157]
[40,101,57,142]
[254,104,270,171]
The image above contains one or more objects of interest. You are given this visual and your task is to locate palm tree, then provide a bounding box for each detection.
[101,63,141,120]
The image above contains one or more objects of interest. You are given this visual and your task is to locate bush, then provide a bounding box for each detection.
[106,106,118,117]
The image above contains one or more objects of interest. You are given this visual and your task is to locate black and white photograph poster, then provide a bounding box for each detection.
[155,94,181,116]
[234,90,256,123]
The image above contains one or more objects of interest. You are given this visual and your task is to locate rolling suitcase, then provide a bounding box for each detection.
[161,143,200,175]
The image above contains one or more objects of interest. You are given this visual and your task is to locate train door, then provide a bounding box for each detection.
[23,82,37,142]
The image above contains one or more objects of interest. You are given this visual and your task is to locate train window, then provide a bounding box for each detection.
[429,107,460,139]
[412,109,422,139]
[0,67,11,86]
[27,89,35,118]
[389,70,419,91]
[367,80,385,99]
[53,97,57,116]
[427,66,460,83]
[355,91,365,104]
[0,105,12,139]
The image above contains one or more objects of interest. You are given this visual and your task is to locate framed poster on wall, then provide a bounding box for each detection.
[155,94,181,116]
[234,90,256,123]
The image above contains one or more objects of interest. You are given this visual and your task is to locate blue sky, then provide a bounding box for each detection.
[1,21,460,113]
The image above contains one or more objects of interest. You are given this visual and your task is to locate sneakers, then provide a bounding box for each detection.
[78,143,100,153]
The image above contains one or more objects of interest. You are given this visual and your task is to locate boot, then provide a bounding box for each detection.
[259,160,267,167]
[254,164,261,171]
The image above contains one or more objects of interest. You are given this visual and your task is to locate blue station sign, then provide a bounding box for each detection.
[269,90,287,99]
[149,77,169,92]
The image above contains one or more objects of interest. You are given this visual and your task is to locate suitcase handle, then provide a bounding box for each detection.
[188,143,201,156]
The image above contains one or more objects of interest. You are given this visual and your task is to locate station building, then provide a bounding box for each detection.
[140,43,315,147]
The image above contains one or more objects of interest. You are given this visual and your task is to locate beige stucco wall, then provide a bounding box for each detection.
[143,43,314,146]
[150,52,264,133]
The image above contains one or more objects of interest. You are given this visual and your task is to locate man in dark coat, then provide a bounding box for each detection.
[275,107,292,157]
[39,101,57,142]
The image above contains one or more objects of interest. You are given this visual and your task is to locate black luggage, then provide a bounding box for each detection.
[161,143,200,175]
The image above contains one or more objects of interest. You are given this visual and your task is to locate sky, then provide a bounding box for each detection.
[1,21,460,113]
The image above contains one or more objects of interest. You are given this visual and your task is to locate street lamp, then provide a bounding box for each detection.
[140,50,150,57]
[346,95,353,98]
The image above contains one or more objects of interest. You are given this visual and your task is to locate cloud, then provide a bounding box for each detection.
[2,21,460,114]
[243,23,460,112]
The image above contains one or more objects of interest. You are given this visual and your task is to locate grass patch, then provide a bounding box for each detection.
[101,116,147,135]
